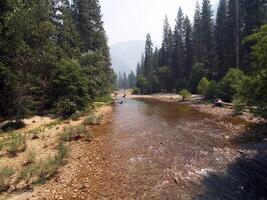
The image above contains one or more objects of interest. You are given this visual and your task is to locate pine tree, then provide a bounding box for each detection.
[55,0,81,58]
[200,0,215,77]
[160,16,172,67]
[215,0,229,79]
[192,1,203,63]
[173,7,185,80]
[240,0,267,72]
[183,16,193,79]
[144,33,154,78]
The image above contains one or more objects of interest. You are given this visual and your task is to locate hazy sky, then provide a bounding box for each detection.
[99,0,219,46]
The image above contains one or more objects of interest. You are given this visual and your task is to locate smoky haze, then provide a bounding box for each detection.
[100,0,219,45]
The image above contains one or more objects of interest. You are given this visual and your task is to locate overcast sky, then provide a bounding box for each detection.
[99,0,219,46]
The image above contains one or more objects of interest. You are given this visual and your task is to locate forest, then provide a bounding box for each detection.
[135,0,267,119]
[0,0,116,123]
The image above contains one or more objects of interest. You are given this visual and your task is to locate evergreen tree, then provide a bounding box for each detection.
[160,16,172,68]
[192,1,203,63]
[173,7,185,82]
[215,0,229,79]
[144,33,154,77]
[240,0,267,72]
[200,0,215,76]
[183,16,193,79]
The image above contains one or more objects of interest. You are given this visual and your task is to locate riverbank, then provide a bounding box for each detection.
[0,103,112,200]
[130,92,264,124]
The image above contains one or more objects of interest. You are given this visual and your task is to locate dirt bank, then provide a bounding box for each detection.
[0,104,112,200]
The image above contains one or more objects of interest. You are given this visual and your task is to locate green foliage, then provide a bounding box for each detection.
[60,125,87,142]
[136,75,150,94]
[0,167,14,192]
[189,63,207,92]
[70,111,84,121]
[56,98,77,118]
[233,98,246,115]
[7,133,26,156]
[0,0,114,120]
[218,68,246,102]
[132,87,141,95]
[17,163,38,185]
[95,95,113,103]
[239,69,267,119]
[244,24,267,70]
[51,59,89,114]
[205,80,218,99]
[83,114,95,126]
[180,89,192,101]
[197,77,210,95]
[37,142,68,183]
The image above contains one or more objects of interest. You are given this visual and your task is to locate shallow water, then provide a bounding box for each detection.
[90,98,234,199]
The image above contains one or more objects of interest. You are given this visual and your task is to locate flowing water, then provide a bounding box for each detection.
[88,98,236,199]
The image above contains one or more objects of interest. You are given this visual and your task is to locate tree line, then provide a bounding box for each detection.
[0,0,116,122]
[135,0,267,118]
[117,71,136,89]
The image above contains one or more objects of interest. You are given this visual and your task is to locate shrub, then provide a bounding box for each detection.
[83,114,95,126]
[0,167,14,192]
[233,98,246,115]
[70,111,83,121]
[205,80,219,99]
[60,125,86,142]
[56,97,77,118]
[1,121,25,132]
[132,87,141,95]
[136,75,150,94]
[37,156,59,183]
[239,69,267,119]
[7,133,26,156]
[51,59,89,114]
[189,63,207,93]
[179,89,192,101]
[197,77,210,96]
[218,68,246,102]
[95,95,113,103]
[17,163,38,186]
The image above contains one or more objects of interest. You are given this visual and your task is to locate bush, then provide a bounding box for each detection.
[70,111,83,121]
[7,133,26,156]
[239,69,267,119]
[132,87,141,95]
[56,97,77,118]
[83,114,95,126]
[1,121,25,132]
[205,80,219,99]
[95,95,113,103]
[136,75,150,94]
[218,68,246,102]
[51,59,89,114]
[60,125,87,142]
[0,167,14,192]
[233,98,246,115]
[179,89,191,101]
[189,63,207,93]
[37,143,68,183]
[197,77,210,96]
[17,163,38,186]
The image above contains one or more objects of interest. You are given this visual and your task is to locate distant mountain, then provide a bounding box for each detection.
[110,40,145,75]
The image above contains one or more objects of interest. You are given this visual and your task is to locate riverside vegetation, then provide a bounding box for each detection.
[133,0,267,120]
[0,0,115,196]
